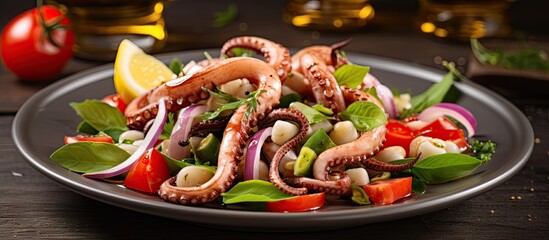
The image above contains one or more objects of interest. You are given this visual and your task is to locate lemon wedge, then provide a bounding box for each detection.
[113,39,175,104]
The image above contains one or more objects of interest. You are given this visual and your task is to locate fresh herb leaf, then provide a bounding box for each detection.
[230,47,253,57]
[221,180,294,204]
[160,152,216,175]
[333,64,370,89]
[201,88,265,120]
[412,177,426,194]
[400,71,454,119]
[289,102,334,124]
[169,58,183,75]
[212,3,238,28]
[70,100,128,131]
[471,140,496,161]
[411,153,485,184]
[77,121,99,135]
[339,101,387,131]
[101,127,126,143]
[159,112,175,140]
[277,93,302,108]
[50,142,130,173]
[201,86,238,102]
[203,51,213,61]
[471,38,549,71]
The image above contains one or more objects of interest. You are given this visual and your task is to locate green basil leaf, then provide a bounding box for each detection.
[412,177,426,194]
[333,64,370,89]
[221,180,294,204]
[289,102,334,124]
[160,152,216,175]
[77,121,99,135]
[339,101,387,131]
[101,127,127,143]
[401,72,454,118]
[70,100,127,131]
[50,142,130,173]
[277,93,301,108]
[169,58,183,75]
[230,47,253,57]
[411,153,482,184]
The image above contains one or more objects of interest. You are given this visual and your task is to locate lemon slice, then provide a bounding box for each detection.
[114,39,176,104]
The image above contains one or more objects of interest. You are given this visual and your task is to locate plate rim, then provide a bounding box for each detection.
[11,50,534,231]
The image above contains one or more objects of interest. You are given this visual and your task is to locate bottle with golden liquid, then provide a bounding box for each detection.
[283,0,375,31]
[46,0,168,60]
[418,0,511,41]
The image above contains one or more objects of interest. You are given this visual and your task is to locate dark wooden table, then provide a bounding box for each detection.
[1,1,548,239]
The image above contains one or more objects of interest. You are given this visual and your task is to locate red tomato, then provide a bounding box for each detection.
[419,116,459,132]
[1,5,74,81]
[384,119,416,153]
[124,148,170,193]
[64,135,114,144]
[102,94,127,113]
[419,116,468,150]
[265,192,325,212]
[363,177,412,205]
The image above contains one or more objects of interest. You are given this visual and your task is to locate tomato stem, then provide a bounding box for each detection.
[36,0,70,48]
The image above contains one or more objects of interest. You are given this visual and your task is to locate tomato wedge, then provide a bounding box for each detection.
[419,116,468,150]
[265,192,325,212]
[384,120,416,153]
[362,177,412,205]
[124,148,170,193]
[64,135,114,144]
[102,94,127,113]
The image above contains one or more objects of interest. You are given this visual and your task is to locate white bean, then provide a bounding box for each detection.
[409,136,430,157]
[132,139,143,146]
[405,120,429,130]
[376,146,407,162]
[271,120,299,145]
[261,142,297,178]
[445,141,461,153]
[329,121,358,145]
[117,143,138,155]
[235,78,255,98]
[416,138,446,161]
[346,168,370,186]
[220,79,244,96]
[175,166,215,187]
[118,130,144,143]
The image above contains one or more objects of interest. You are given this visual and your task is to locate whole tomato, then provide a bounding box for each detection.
[1,5,74,81]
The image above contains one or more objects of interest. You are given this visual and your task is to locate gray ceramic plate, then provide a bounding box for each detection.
[12,51,534,231]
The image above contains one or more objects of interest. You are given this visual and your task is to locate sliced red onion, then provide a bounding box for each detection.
[417,105,476,138]
[361,73,397,118]
[84,100,168,179]
[244,127,273,180]
[375,84,398,118]
[167,105,208,160]
[434,103,477,132]
[361,73,381,88]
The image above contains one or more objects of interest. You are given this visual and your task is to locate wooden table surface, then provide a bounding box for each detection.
[1,1,548,239]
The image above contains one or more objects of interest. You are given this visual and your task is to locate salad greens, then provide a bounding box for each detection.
[411,153,487,184]
[471,38,549,71]
[221,180,294,204]
[51,142,129,173]
[334,64,370,89]
[339,101,387,131]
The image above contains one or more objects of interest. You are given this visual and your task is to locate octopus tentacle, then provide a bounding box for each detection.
[260,108,310,196]
[362,157,418,172]
[154,58,282,205]
[312,125,387,181]
[220,36,291,81]
[125,57,279,130]
[188,117,230,137]
[340,85,384,110]
[300,54,346,113]
[284,174,351,196]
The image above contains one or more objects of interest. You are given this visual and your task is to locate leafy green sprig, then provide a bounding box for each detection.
[471,38,549,71]
[200,86,266,120]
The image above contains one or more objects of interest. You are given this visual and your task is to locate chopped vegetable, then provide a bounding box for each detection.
[363,177,412,205]
[265,192,325,212]
[124,148,171,193]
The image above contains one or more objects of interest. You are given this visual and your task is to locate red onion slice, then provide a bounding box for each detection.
[84,100,168,179]
[244,127,273,180]
[417,104,476,138]
[167,105,208,160]
[362,73,397,118]
[434,103,477,132]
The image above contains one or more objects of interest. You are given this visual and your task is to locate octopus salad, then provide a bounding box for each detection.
[51,36,496,212]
